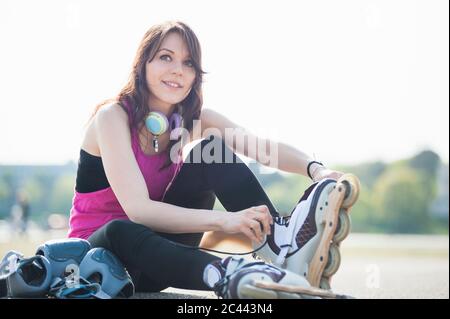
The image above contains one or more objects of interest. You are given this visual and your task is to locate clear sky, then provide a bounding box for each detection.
[0,0,448,166]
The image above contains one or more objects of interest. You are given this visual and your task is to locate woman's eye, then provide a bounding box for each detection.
[160,55,194,68]
[160,55,172,62]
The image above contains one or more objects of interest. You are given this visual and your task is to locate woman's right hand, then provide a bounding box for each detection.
[221,205,274,244]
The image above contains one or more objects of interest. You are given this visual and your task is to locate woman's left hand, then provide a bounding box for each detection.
[312,167,345,182]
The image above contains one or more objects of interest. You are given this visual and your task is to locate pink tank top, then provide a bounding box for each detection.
[68,100,184,239]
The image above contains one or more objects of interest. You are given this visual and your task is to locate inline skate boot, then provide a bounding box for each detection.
[253,174,360,289]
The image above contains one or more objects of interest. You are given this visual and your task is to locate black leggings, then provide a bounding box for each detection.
[88,135,279,292]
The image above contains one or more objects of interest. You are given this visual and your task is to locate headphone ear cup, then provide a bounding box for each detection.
[170,113,182,129]
[145,111,169,135]
[169,113,183,140]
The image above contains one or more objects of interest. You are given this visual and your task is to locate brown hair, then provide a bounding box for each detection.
[90,21,206,170]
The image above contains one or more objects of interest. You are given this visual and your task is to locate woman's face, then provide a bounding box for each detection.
[145,32,196,112]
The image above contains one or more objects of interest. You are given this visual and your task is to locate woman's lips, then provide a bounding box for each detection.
[162,81,182,89]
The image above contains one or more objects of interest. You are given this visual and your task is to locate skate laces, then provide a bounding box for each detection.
[274,215,290,226]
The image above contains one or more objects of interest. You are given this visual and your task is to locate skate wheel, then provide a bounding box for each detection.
[323,244,341,277]
[333,210,351,243]
[319,277,331,290]
[241,284,279,299]
[338,174,360,209]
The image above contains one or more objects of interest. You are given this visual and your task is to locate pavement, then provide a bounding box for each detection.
[134,233,450,299]
[0,223,448,299]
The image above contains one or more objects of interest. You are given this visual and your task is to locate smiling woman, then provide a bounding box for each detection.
[67,21,279,296]
[66,20,347,299]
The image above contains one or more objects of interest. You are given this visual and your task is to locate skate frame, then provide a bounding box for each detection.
[252,280,352,299]
[307,181,347,287]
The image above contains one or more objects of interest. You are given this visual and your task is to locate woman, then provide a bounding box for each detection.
[68,20,343,295]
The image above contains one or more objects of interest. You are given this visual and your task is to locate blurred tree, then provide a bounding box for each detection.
[409,150,441,178]
[21,177,46,224]
[267,174,311,216]
[22,178,44,203]
[408,150,440,204]
[0,178,10,200]
[336,161,387,190]
[0,178,11,219]
[0,172,15,218]
[49,174,76,216]
[33,171,57,214]
[348,183,380,232]
[372,166,429,233]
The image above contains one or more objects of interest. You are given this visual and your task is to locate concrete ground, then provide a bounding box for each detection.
[135,233,449,299]
[1,223,448,299]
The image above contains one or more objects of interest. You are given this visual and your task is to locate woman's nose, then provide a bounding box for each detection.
[170,62,183,76]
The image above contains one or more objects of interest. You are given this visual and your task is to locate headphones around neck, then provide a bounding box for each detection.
[144,111,183,152]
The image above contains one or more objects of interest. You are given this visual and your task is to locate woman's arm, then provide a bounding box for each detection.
[131,200,227,234]
[200,109,343,181]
